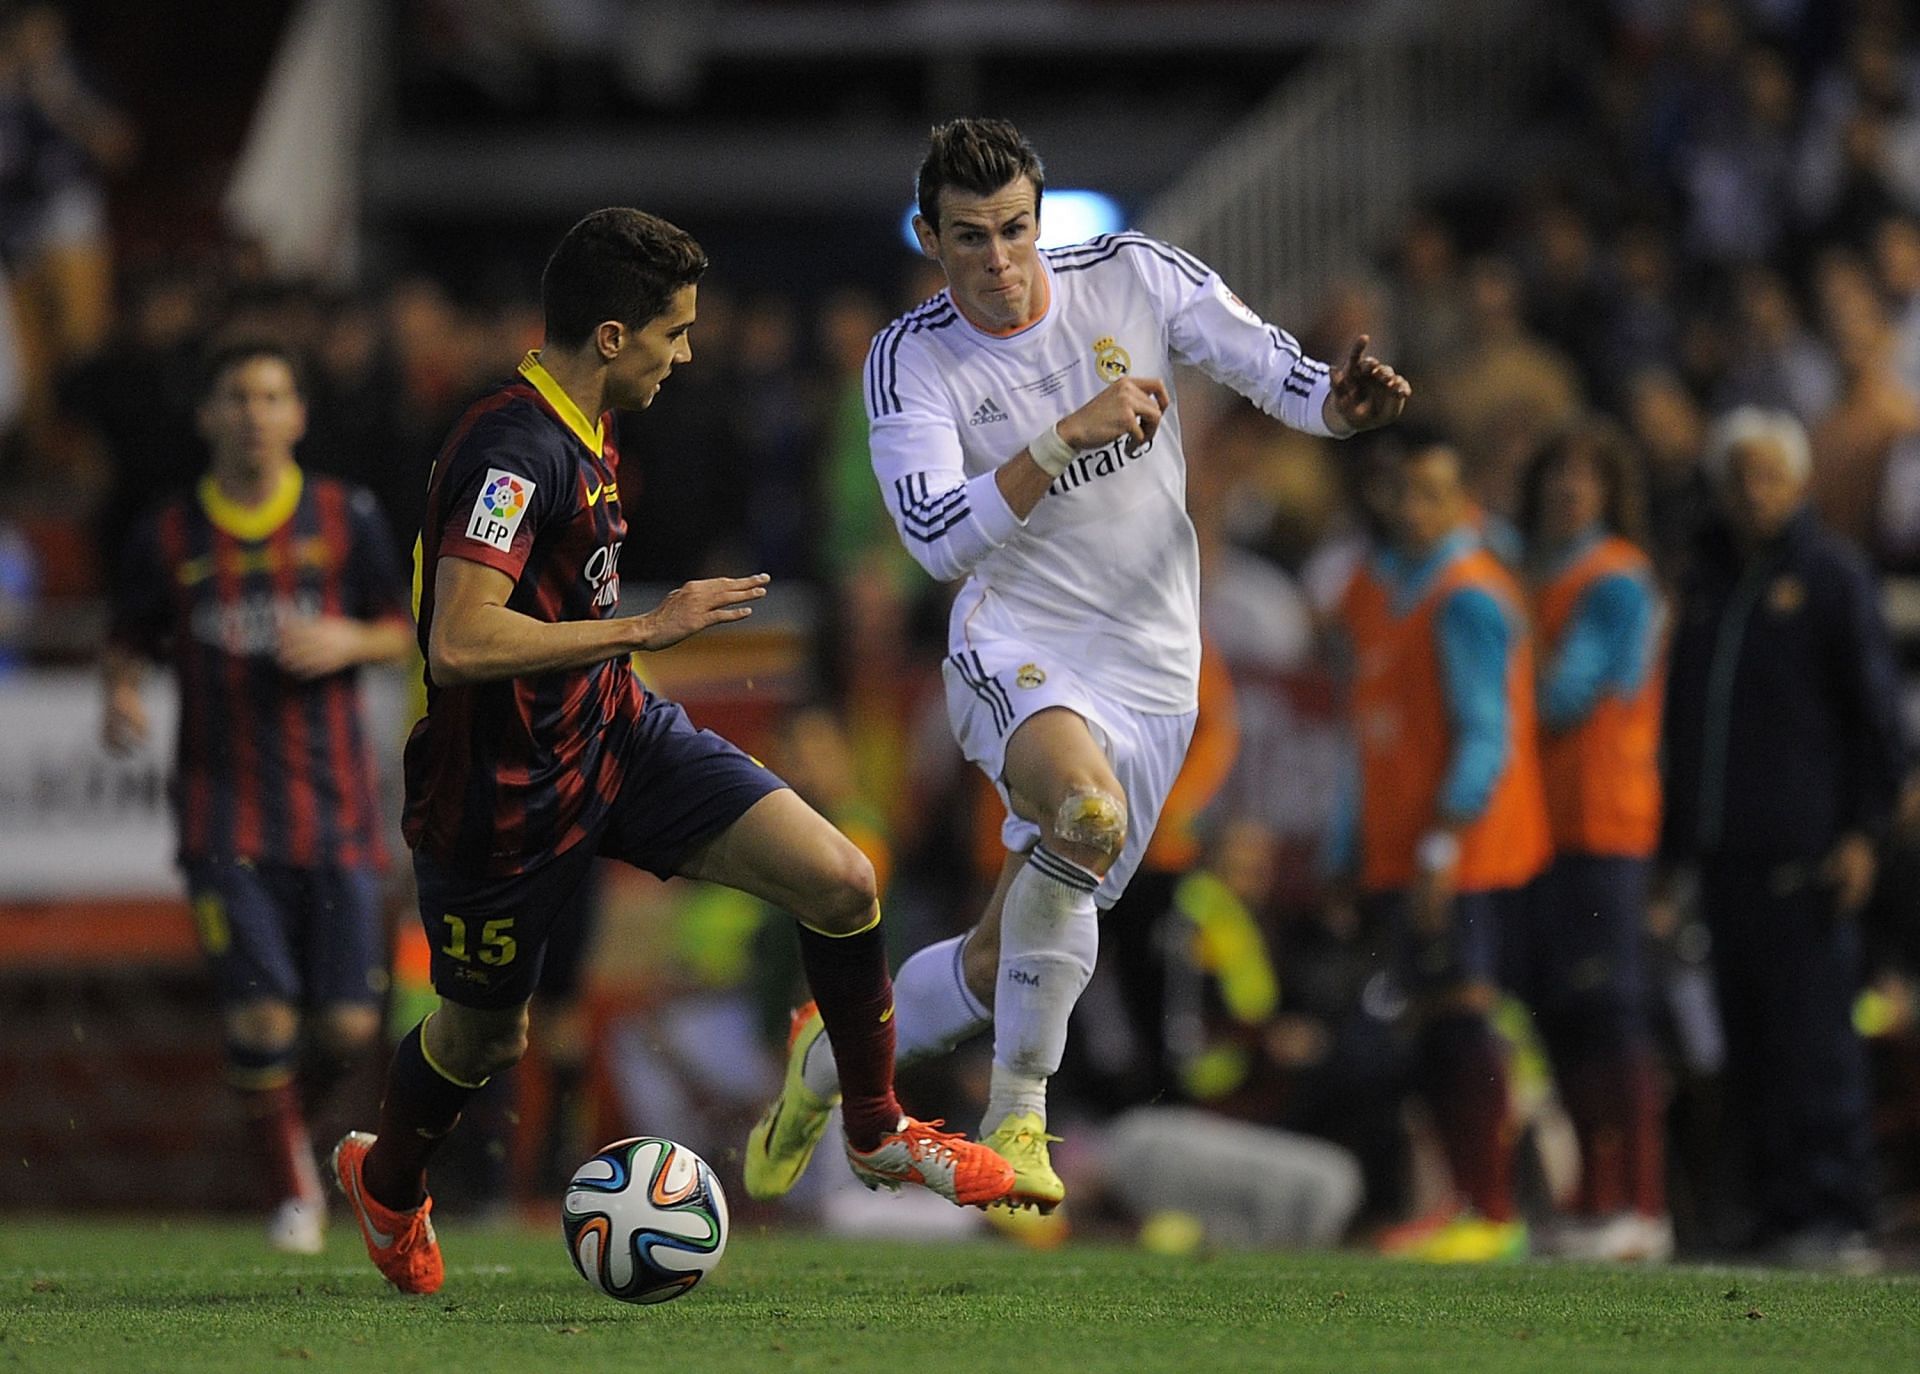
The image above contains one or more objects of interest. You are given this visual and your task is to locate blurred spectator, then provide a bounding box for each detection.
[1678,45,1798,265]
[1518,419,1672,1261]
[618,282,743,582]
[1810,248,1920,553]
[1517,198,1611,385]
[1073,638,1239,1110]
[1633,0,1749,194]
[1661,407,1904,1269]
[1591,223,1685,405]
[0,511,33,669]
[1715,266,1840,423]
[1624,368,1712,581]
[732,294,817,578]
[301,291,412,551]
[63,264,206,554]
[1335,439,1552,1262]
[816,286,913,589]
[1433,257,1584,510]
[1796,19,1920,238]
[1875,213,1920,397]
[1388,211,1470,384]
[0,2,134,424]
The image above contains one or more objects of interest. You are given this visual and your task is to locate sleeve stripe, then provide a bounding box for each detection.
[1048,230,1208,278]
[893,476,970,540]
[901,509,971,542]
[897,473,967,521]
[1049,233,1207,288]
[897,483,965,517]
[868,300,958,417]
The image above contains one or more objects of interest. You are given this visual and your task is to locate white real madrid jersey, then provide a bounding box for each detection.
[866,232,1339,714]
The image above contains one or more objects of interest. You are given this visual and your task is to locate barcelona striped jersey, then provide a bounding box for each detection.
[111,469,409,869]
[402,353,641,876]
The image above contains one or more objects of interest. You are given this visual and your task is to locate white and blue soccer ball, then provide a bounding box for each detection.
[562,1136,729,1304]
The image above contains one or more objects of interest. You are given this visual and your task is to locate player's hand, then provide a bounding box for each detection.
[1326,335,1411,434]
[633,574,770,651]
[277,615,370,679]
[1409,861,1457,938]
[1058,377,1171,455]
[1824,831,1877,918]
[102,683,149,754]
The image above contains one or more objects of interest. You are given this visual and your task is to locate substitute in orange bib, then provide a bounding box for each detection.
[1519,420,1670,1262]
[1334,438,1550,1262]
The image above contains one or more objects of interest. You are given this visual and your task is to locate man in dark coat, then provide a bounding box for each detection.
[1663,406,1905,1270]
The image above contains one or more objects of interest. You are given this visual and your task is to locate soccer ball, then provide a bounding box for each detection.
[561,1136,729,1304]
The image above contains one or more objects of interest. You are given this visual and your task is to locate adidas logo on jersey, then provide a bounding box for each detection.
[968,397,1009,426]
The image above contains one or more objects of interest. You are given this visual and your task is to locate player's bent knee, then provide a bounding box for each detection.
[432,1004,531,1081]
[1053,785,1127,859]
[797,843,879,935]
[314,1004,381,1059]
[224,1000,299,1052]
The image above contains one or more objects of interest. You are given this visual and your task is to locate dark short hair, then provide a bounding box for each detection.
[1519,416,1650,549]
[542,208,709,348]
[200,339,306,401]
[916,118,1046,230]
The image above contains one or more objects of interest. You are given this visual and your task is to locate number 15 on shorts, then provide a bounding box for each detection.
[440,914,518,967]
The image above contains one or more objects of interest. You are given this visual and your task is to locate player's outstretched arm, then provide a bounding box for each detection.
[1321,335,1411,436]
[100,646,149,754]
[629,574,772,651]
[276,615,416,680]
[997,377,1173,520]
[427,556,767,685]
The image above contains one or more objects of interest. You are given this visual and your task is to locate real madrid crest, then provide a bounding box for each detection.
[1092,335,1131,382]
[1016,663,1047,689]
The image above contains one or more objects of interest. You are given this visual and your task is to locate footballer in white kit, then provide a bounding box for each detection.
[746,118,1409,1213]
[869,230,1337,902]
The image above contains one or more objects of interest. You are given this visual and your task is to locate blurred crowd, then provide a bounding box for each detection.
[5,0,1920,1263]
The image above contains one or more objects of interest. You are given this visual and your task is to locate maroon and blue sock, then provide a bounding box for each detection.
[795,917,902,1151]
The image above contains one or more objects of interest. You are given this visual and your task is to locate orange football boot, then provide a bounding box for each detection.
[331,1132,445,1295]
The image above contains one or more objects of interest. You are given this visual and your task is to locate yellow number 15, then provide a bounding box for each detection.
[441,915,517,966]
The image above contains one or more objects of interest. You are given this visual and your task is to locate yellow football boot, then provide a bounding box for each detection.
[980,1110,1066,1214]
[744,1002,837,1200]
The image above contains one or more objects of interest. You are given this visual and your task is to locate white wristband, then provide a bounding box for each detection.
[1027,424,1076,477]
[1417,830,1460,874]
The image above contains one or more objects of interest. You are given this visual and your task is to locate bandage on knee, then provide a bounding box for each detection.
[1055,787,1126,856]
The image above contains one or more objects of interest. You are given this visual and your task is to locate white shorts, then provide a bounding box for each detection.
[942,637,1197,909]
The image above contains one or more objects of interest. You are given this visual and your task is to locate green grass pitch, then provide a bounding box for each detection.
[3,1219,1917,1373]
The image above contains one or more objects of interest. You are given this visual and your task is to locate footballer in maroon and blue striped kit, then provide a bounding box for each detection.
[334,208,1011,1298]
[103,341,415,1255]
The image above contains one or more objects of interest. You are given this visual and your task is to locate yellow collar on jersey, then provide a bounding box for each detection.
[519,351,605,456]
[198,465,303,542]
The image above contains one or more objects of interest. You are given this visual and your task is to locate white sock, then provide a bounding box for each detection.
[982,845,1100,1132]
[799,933,990,1101]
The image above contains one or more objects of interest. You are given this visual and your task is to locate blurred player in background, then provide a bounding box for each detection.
[748,117,1409,1213]
[1337,438,1550,1262]
[1518,420,1670,1261]
[101,340,413,1253]
[332,208,1012,1297]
